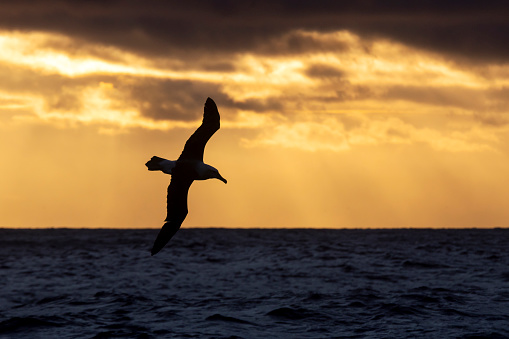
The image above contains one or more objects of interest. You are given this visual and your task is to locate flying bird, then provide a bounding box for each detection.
[146,97,227,256]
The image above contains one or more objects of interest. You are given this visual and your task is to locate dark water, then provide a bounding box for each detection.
[1,228,508,338]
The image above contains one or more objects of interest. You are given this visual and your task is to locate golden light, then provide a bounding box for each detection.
[2,27,509,229]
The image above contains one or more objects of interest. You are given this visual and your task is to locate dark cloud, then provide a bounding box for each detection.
[473,111,509,127]
[473,87,509,126]
[1,1,508,63]
[119,78,229,121]
[122,78,285,120]
[383,85,509,115]
[381,85,509,128]
[302,63,375,103]
[124,79,283,121]
[383,85,485,110]
[0,64,90,113]
[0,65,223,121]
[305,64,345,79]
[0,61,293,122]
[254,31,351,56]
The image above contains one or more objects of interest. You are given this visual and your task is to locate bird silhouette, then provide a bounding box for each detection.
[146,98,226,255]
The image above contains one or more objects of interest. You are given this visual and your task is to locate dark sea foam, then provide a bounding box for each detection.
[1,228,508,338]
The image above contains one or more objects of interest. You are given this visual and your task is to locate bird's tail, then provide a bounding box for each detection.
[145,156,176,174]
[145,156,167,171]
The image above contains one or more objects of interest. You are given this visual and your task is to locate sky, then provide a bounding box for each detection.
[1,1,509,228]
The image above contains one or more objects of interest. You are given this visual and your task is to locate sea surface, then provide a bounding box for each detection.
[1,228,508,338]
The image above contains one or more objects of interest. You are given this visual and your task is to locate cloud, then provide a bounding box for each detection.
[1,1,509,63]
[119,78,227,121]
[2,21,509,152]
[120,78,284,121]
[383,85,486,111]
[305,63,345,80]
[243,114,498,152]
[253,30,352,56]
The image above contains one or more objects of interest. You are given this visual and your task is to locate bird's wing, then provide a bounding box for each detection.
[178,97,220,162]
[150,175,193,256]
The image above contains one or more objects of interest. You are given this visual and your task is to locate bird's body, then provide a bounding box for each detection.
[146,98,226,256]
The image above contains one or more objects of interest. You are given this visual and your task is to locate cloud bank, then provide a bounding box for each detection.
[1,1,508,152]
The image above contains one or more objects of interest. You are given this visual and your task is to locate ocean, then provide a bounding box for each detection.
[0,228,508,338]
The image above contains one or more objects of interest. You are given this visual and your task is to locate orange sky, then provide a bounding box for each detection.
[1,2,509,228]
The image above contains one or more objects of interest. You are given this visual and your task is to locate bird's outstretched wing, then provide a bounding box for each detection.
[150,175,193,256]
[178,97,220,162]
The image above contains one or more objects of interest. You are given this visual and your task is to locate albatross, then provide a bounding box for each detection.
[145,97,227,256]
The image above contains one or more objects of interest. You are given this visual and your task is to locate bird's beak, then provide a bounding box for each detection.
[217,173,227,184]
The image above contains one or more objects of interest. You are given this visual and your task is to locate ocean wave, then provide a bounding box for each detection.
[0,316,64,333]
[206,313,256,325]
[1,228,509,338]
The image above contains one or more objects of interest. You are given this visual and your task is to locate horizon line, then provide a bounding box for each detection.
[1,226,508,230]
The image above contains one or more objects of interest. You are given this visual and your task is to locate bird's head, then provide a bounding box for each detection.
[201,165,227,183]
[211,169,227,184]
